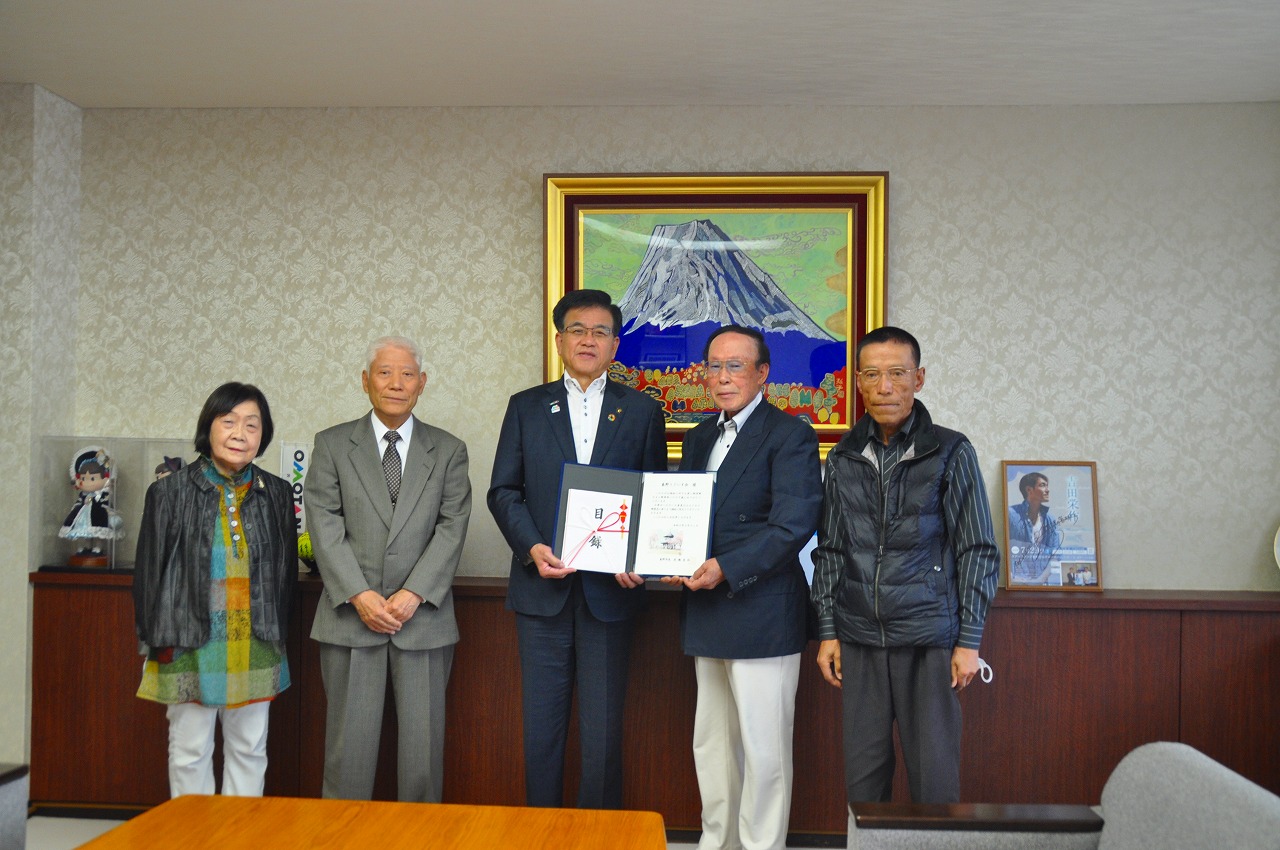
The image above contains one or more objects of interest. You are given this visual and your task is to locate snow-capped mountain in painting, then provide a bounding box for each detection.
[617,219,833,341]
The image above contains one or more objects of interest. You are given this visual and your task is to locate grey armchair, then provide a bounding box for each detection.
[0,763,28,850]
[849,742,1280,850]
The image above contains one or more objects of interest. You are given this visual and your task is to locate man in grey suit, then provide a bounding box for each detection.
[306,336,472,802]
[664,325,822,850]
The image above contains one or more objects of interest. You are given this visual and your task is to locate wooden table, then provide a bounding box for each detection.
[81,795,668,849]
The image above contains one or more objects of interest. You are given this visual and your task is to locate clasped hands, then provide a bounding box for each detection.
[349,588,424,634]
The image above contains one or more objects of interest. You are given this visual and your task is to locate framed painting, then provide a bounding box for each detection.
[544,173,888,458]
[1001,460,1103,591]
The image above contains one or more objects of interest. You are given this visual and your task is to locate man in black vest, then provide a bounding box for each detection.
[811,326,999,804]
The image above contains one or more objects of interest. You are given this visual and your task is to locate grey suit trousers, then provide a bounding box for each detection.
[319,641,453,802]
[840,642,961,804]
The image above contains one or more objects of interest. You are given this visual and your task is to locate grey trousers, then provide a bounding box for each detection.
[319,641,453,802]
[840,642,962,804]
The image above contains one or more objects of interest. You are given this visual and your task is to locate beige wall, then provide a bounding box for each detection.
[2,84,81,766]
[5,92,1279,761]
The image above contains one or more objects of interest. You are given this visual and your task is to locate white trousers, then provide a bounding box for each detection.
[166,701,270,798]
[692,653,801,850]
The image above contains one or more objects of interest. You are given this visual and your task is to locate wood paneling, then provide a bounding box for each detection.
[29,572,1280,836]
[29,571,304,803]
[30,573,169,805]
[961,607,1181,804]
[442,586,525,806]
[1179,610,1280,792]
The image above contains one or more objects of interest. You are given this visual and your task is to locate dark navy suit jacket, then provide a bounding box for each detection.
[678,400,822,658]
[488,378,668,622]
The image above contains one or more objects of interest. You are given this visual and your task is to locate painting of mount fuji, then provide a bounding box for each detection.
[583,211,852,426]
[543,172,888,450]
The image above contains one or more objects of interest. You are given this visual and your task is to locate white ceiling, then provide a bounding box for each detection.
[2,0,1278,109]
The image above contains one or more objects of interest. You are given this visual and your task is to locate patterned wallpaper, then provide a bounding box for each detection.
[74,103,1280,593]
[30,87,80,432]
[0,86,37,766]
[5,96,1279,762]
[1,84,81,762]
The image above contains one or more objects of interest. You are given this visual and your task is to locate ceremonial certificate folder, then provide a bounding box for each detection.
[552,463,715,578]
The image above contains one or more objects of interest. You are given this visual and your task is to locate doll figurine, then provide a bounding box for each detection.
[154,455,185,480]
[59,445,125,565]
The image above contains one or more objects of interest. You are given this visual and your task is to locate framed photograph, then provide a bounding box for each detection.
[1001,461,1102,591]
[544,173,888,457]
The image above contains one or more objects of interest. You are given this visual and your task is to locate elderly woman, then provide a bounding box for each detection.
[133,382,297,797]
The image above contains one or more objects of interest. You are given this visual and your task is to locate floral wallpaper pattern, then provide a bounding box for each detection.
[1,84,81,761]
[75,103,1280,593]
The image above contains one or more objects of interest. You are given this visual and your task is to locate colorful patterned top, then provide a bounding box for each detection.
[137,463,290,708]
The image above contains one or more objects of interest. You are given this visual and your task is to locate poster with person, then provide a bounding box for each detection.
[1001,461,1102,591]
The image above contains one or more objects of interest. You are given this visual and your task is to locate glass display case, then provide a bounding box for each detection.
[33,435,190,570]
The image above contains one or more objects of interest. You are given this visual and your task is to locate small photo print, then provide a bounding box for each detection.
[648,530,684,555]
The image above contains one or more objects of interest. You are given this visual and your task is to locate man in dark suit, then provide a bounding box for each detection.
[488,289,667,809]
[664,325,821,850]
[305,336,472,802]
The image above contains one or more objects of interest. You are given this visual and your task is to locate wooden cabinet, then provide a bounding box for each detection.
[29,572,1280,834]
[28,571,303,805]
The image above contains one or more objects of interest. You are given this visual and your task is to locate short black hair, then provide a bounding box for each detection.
[1019,472,1048,498]
[703,324,771,366]
[856,326,921,369]
[553,289,623,336]
[194,382,275,459]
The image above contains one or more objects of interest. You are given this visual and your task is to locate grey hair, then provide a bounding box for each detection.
[365,336,423,373]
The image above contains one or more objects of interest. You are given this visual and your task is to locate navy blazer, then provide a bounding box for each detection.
[678,400,822,659]
[488,378,668,622]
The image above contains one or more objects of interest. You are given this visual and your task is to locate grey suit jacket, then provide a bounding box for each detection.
[306,412,472,651]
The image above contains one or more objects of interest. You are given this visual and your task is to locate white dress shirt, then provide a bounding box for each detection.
[706,391,765,472]
[564,372,608,464]
[370,411,413,473]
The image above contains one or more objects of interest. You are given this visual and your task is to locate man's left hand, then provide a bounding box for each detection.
[385,588,424,623]
[951,646,979,690]
[683,558,725,591]
[615,572,645,589]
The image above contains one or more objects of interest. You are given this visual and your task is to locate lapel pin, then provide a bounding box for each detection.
[550,403,561,414]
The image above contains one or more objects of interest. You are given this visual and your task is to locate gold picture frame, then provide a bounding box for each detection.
[544,172,888,458]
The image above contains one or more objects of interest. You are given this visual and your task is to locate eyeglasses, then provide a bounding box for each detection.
[856,367,919,387]
[705,361,755,376]
[562,324,615,341]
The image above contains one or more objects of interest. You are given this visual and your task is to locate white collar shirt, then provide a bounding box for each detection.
[370,411,414,472]
[564,372,608,464]
[706,391,764,472]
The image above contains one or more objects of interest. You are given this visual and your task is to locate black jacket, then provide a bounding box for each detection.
[133,457,297,648]
[821,403,970,648]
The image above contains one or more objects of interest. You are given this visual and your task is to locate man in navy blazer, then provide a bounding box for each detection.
[488,289,667,809]
[665,325,821,850]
